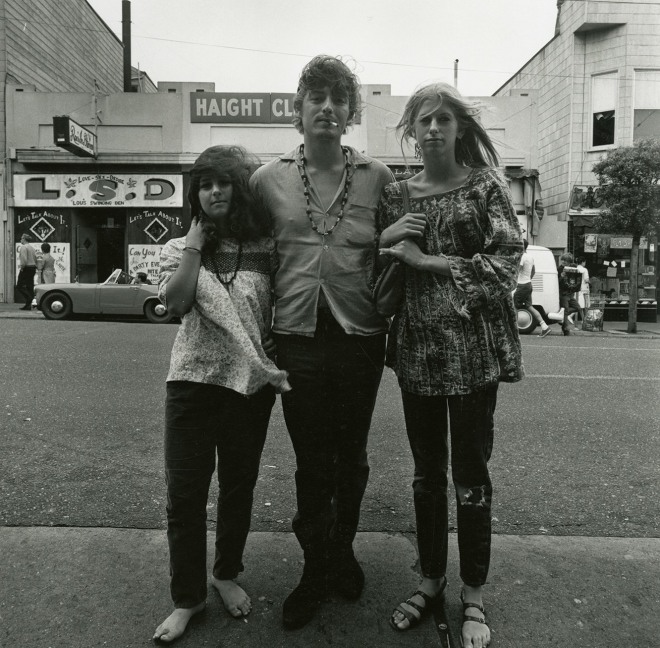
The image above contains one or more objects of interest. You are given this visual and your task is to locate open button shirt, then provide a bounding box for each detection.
[250,146,394,337]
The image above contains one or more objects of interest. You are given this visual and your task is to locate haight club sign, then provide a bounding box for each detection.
[191,93,296,124]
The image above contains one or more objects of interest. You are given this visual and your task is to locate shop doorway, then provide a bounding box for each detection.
[74,210,126,283]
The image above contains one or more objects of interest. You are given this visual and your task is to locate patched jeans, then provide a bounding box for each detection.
[164,381,275,608]
[401,384,498,587]
[274,311,385,553]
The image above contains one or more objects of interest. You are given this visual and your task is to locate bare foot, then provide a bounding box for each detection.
[153,602,205,643]
[211,576,252,617]
[461,585,491,648]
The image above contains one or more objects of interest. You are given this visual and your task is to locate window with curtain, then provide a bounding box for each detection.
[592,72,617,147]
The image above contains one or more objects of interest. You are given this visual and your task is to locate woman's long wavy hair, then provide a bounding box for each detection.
[397,82,499,168]
[187,145,269,252]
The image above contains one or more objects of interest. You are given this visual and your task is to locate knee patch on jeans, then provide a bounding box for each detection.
[456,483,487,508]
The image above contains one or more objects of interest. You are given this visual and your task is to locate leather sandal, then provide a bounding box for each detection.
[460,589,489,644]
[389,577,447,632]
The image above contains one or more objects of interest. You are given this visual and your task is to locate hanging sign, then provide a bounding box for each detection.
[53,116,97,158]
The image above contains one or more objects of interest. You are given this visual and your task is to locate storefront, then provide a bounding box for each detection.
[568,185,658,322]
[12,172,185,300]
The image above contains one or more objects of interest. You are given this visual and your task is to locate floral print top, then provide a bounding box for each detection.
[375,168,524,396]
[159,236,289,395]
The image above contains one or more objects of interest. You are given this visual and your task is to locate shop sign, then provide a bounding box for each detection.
[13,174,183,208]
[191,92,296,124]
[128,244,162,284]
[609,236,648,249]
[53,116,97,158]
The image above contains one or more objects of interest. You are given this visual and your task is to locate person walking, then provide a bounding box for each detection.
[514,239,550,337]
[16,234,38,309]
[40,243,56,284]
[250,55,394,630]
[153,145,289,643]
[376,82,523,648]
[558,253,583,335]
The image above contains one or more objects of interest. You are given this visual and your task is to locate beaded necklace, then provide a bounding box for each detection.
[203,240,243,286]
[297,145,352,239]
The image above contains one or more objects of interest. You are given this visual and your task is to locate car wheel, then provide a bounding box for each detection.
[516,308,537,334]
[144,299,173,324]
[41,292,73,320]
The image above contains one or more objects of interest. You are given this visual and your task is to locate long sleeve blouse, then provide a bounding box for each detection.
[375,167,524,396]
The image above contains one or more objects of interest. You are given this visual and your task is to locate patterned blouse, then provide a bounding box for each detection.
[375,168,524,396]
[159,236,289,395]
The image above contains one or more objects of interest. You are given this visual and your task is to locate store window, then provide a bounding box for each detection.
[634,69,660,141]
[592,72,617,147]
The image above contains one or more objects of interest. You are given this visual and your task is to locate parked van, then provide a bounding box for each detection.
[515,245,561,334]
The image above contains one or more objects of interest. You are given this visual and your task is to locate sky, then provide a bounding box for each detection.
[87,0,560,98]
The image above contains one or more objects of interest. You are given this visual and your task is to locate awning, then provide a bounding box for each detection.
[568,211,597,227]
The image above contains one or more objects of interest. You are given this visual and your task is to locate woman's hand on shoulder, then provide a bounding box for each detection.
[185,216,205,250]
[380,213,427,248]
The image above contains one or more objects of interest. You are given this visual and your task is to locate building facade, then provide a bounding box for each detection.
[5,81,538,301]
[1,0,125,302]
[494,0,660,308]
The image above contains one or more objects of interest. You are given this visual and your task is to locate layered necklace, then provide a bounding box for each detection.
[297,145,352,240]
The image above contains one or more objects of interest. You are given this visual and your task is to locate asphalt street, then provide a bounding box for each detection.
[1,314,659,647]
[1,318,658,538]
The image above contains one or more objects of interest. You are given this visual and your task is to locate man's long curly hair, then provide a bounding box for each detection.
[188,145,269,252]
[292,55,362,134]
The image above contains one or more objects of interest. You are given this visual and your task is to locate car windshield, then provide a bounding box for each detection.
[104,269,131,285]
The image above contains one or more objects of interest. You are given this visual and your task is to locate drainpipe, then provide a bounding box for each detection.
[122,1,132,92]
[454,59,459,89]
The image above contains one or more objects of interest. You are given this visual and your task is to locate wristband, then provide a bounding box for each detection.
[183,246,201,254]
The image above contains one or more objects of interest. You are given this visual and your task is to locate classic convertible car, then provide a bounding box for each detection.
[35,269,174,323]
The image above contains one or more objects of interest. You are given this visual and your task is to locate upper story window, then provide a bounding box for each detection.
[592,72,617,147]
[634,69,660,141]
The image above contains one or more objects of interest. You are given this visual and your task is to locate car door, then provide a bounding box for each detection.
[98,271,143,314]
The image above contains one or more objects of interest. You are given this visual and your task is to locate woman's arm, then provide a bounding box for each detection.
[159,217,205,318]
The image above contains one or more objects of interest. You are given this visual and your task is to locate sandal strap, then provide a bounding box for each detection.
[410,590,433,606]
[463,613,488,626]
[394,603,421,623]
[462,600,485,613]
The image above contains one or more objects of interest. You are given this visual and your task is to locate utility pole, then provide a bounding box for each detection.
[454,59,459,89]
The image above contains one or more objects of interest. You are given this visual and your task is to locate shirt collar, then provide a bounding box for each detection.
[280,145,372,168]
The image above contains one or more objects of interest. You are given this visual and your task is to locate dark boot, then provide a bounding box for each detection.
[282,551,327,630]
[328,542,364,600]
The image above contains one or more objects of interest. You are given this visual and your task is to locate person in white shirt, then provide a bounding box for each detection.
[577,258,590,309]
[513,240,550,336]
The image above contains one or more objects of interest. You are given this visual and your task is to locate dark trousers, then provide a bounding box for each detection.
[401,385,498,587]
[164,381,275,608]
[274,312,385,553]
[560,294,582,333]
[16,266,37,306]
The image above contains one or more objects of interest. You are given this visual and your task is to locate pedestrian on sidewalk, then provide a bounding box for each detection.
[153,145,290,643]
[15,234,38,309]
[558,253,583,335]
[40,242,56,284]
[250,55,394,630]
[377,82,523,648]
[514,239,551,337]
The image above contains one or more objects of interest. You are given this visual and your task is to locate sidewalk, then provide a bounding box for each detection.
[2,302,659,338]
[1,528,658,647]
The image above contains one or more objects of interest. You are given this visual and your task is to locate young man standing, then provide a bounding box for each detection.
[250,55,394,629]
[16,234,38,310]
